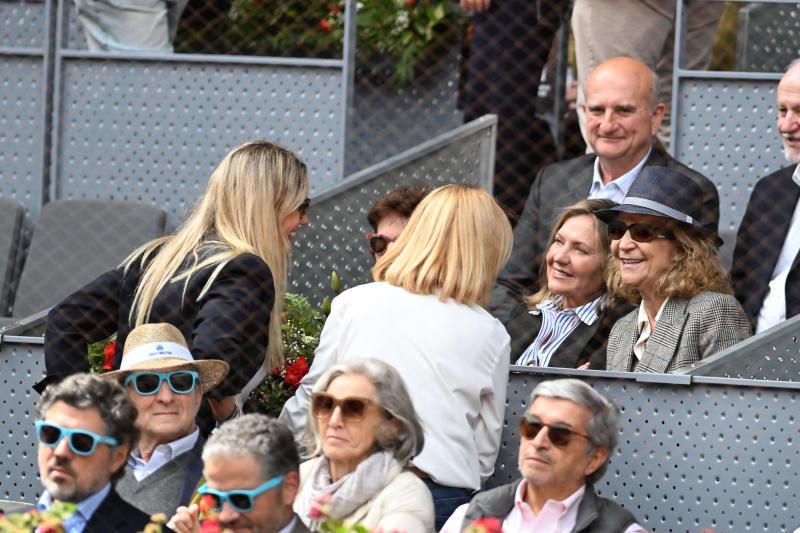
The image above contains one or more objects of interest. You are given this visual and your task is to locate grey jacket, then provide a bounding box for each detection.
[461,481,637,533]
[606,291,752,373]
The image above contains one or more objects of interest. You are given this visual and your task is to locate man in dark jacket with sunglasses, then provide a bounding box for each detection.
[441,379,646,533]
[35,373,151,533]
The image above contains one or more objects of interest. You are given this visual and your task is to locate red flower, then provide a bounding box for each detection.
[199,494,216,514]
[37,527,58,533]
[465,517,503,533]
[102,339,117,371]
[200,518,222,533]
[328,3,341,15]
[405,0,416,6]
[284,356,309,387]
[319,18,331,32]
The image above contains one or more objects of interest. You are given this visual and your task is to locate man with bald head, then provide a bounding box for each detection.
[731,60,800,333]
[491,56,720,323]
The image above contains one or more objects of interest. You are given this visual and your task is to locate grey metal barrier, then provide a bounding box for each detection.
[289,115,497,300]
[490,366,800,532]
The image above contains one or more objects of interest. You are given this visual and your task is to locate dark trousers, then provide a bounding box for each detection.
[423,478,473,531]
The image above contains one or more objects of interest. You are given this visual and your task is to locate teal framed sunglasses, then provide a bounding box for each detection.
[124,370,199,395]
[198,475,284,513]
[35,421,119,456]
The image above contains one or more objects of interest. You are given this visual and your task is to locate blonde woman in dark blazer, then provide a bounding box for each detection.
[599,167,751,373]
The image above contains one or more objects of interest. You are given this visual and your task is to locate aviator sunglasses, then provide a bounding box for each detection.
[366,233,394,256]
[298,198,311,217]
[124,370,199,396]
[35,421,119,456]
[518,414,592,448]
[311,392,382,422]
[198,475,284,513]
[607,219,675,243]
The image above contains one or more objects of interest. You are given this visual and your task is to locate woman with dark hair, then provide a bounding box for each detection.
[504,198,631,369]
[600,166,751,373]
[365,185,429,258]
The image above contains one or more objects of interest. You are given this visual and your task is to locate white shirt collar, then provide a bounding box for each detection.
[532,294,607,326]
[589,148,652,201]
[792,163,800,187]
[129,428,199,481]
[514,480,587,516]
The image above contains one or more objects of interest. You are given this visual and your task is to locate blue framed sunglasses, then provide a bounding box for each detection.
[35,421,119,456]
[124,370,199,395]
[198,475,284,513]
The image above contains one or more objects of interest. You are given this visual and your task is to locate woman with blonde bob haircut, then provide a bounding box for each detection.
[295,359,433,532]
[45,140,310,425]
[283,184,513,530]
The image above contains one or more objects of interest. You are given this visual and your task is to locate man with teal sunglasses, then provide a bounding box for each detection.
[35,373,150,533]
[168,415,310,533]
[103,323,229,520]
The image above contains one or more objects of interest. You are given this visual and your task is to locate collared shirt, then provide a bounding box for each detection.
[516,294,607,367]
[440,481,648,533]
[755,164,800,333]
[634,298,670,360]
[588,148,651,203]
[128,428,199,481]
[38,483,111,533]
[278,516,298,533]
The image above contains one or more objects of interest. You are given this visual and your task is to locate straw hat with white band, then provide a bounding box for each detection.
[103,323,229,394]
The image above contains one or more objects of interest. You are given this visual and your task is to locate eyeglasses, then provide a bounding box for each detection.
[518,415,592,448]
[366,233,394,256]
[311,392,381,422]
[297,198,311,217]
[198,475,284,513]
[124,370,199,396]
[35,421,119,456]
[607,220,675,242]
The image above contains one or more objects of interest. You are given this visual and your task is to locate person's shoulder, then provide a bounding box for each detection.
[540,154,596,178]
[752,164,797,193]
[686,291,741,312]
[225,252,271,272]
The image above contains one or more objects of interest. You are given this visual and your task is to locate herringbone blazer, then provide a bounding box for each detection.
[606,291,751,373]
[490,147,720,323]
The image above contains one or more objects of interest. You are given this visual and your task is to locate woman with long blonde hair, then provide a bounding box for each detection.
[281,184,513,530]
[43,140,310,424]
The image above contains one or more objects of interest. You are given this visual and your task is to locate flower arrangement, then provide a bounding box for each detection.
[463,517,503,533]
[0,502,76,533]
[87,334,117,374]
[225,0,461,85]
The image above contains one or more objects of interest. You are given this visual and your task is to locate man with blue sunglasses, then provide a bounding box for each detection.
[103,323,229,519]
[168,415,310,533]
[36,373,151,533]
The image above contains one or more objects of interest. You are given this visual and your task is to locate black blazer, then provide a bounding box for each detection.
[490,146,720,322]
[731,165,800,330]
[42,251,275,398]
[84,488,152,533]
[505,299,633,370]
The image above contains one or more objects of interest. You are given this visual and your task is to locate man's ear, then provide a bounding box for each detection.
[650,102,666,134]
[281,470,301,507]
[584,446,609,479]
[110,442,131,476]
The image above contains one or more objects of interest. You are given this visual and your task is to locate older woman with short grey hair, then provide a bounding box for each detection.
[294,359,434,532]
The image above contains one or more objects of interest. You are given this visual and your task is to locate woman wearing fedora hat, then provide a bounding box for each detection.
[44,140,310,426]
[599,166,751,373]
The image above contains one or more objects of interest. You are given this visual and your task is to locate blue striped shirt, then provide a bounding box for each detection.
[515,294,607,367]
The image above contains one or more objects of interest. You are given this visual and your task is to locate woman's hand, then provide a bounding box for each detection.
[209,395,238,422]
[167,504,201,533]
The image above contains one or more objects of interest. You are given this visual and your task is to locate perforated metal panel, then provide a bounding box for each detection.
[685,313,800,381]
[345,44,463,175]
[490,367,800,532]
[737,3,800,73]
[0,339,44,503]
[0,1,47,48]
[53,58,345,226]
[673,78,786,264]
[289,116,496,299]
[0,56,46,217]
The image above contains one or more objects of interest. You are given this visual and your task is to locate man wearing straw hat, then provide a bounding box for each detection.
[103,322,229,518]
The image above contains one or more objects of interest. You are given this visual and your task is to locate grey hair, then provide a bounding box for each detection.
[529,379,620,485]
[304,359,424,465]
[37,373,139,482]
[203,415,299,480]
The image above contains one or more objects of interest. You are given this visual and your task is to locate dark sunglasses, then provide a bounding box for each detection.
[311,392,381,422]
[366,233,394,256]
[518,415,592,448]
[124,370,199,396]
[607,219,675,242]
[35,421,119,456]
[198,475,284,513]
[297,198,311,217]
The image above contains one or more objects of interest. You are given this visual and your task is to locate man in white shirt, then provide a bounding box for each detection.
[441,379,647,533]
[35,373,150,533]
[168,415,310,533]
[491,56,720,322]
[731,60,800,333]
[103,322,230,518]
